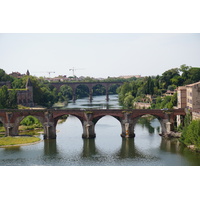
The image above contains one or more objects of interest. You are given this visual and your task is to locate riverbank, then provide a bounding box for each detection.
[161,131,182,138]
[0,136,41,148]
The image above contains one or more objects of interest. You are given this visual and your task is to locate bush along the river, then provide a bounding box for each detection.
[180,118,200,151]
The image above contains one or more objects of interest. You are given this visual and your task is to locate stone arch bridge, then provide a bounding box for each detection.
[49,81,124,102]
[0,108,186,139]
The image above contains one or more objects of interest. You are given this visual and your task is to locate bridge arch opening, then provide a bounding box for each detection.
[94,115,122,153]
[75,84,89,99]
[132,114,163,151]
[0,119,5,134]
[17,115,44,136]
[55,114,83,138]
[108,83,122,95]
[92,84,106,96]
[134,114,162,135]
[95,115,122,136]
[57,85,73,102]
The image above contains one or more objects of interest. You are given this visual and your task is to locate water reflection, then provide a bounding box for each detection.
[160,138,182,153]
[3,146,21,152]
[66,94,122,109]
[44,139,59,156]
[81,139,99,157]
[1,95,200,166]
[117,138,140,158]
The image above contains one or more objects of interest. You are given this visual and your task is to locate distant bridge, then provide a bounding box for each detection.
[49,81,124,102]
[0,108,186,139]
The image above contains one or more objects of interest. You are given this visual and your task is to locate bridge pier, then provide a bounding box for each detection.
[43,122,56,139]
[72,90,76,103]
[82,121,96,139]
[121,121,135,138]
[89,88,93,103]
[82,112,96,139]
[106,89,109,101]
[5,123,16,136]
[120,112,135,138]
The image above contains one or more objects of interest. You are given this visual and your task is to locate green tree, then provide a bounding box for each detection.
[145,76,154,95]
[123,92,134,109]
[0,85,9,108]
[58,85,72,102]
[180,120,200,149]
[0,69,14,82]
[160,68,180,89]
[8,90,17,109]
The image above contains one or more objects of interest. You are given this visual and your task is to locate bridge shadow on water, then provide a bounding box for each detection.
[43,137,154,162]
[44,139,59,156]
[32,135,200,166]
[81,138,159,161]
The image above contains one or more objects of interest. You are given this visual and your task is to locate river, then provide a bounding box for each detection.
[0,94,200,166]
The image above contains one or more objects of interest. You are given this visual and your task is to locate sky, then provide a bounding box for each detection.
[0,33,200,78]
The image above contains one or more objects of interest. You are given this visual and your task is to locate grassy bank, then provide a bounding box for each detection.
[0,136,40,147]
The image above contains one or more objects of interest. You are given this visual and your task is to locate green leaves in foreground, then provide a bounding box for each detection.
[0,136,40,146]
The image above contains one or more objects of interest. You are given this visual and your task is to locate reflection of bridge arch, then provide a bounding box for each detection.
[50,81,124,102]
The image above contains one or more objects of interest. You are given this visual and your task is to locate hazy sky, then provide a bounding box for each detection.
[0,33,199,78]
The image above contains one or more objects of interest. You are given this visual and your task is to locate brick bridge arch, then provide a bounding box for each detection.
[0,108,186,139]
[49,81,124,102]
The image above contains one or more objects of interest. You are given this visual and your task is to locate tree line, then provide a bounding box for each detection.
[0,68,121,108]
[117,64,200,109]
[0,64,199,109]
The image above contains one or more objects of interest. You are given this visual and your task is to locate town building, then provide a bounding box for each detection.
[9,70,30,79]
[177,81,200,120]
[177,86,187,109]
[185,81,200,110]
[119,75,141,79]
[16,78,35,107]
[0,78,35,107]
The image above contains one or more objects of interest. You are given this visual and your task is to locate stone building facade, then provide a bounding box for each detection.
[0,78,35,107]
[16,78,35,107]
[177,81,200,120]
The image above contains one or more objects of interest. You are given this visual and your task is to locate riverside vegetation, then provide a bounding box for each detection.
[0,64,200,148]
[116,64,200,151]
[0,116,42,147]
[179,113,200,151]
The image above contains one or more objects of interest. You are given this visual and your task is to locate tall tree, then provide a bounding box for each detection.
[160,68,180,89]
[8,90,18,109]
[0,85,9,108]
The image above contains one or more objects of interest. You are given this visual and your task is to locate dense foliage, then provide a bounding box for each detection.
[0,85,17,109]
[0,68,123,108]
[20,116,42,128]
[180,118,200,150]
[117,64,200,109]
[0,64,199,109]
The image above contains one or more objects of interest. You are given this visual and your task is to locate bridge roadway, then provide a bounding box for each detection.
[0,108,186,139]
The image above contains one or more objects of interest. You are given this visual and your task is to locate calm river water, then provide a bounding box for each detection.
[1,95,200,166]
